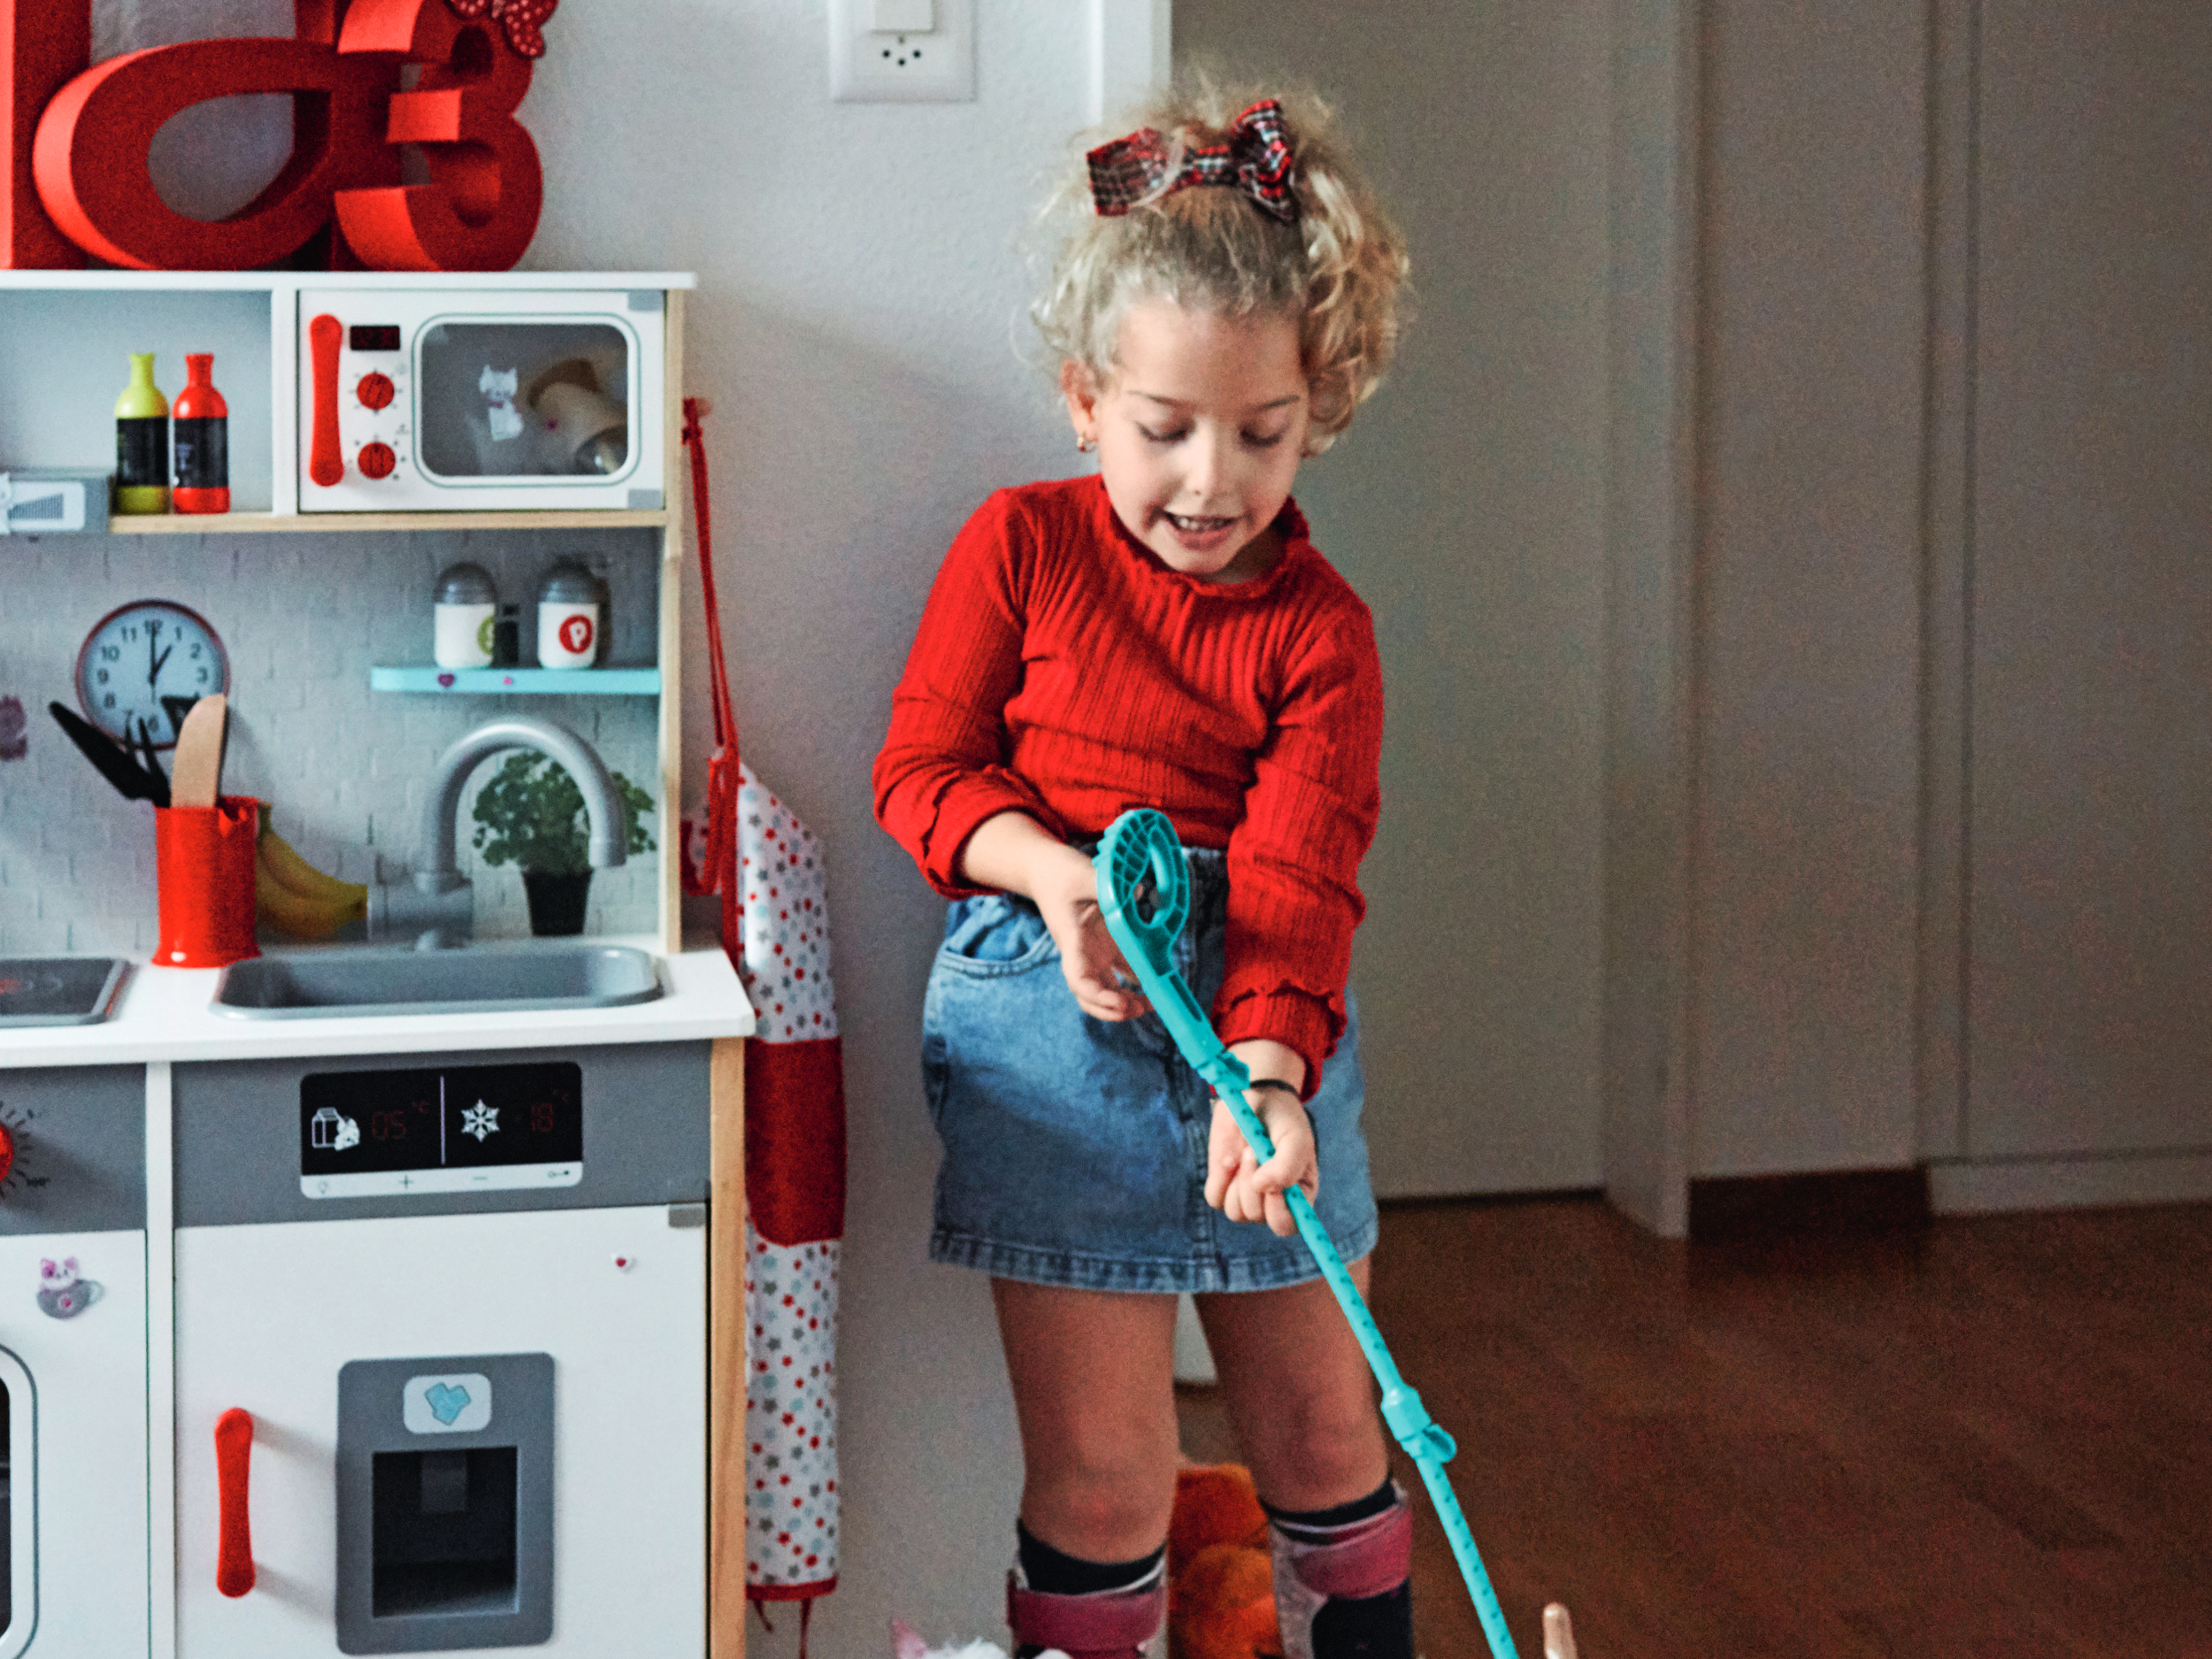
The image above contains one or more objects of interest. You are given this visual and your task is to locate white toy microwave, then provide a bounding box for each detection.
[297,288,669,512]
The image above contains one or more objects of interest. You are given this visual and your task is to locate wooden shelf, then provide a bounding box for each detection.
[110,509,671,534]
[370,666,662,695]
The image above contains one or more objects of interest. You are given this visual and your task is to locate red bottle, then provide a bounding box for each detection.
[172,353,230,515]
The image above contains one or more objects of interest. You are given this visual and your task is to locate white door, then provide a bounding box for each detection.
[0,1231,150,1659]
[175,1206,703,1658]
[1967,0,2212,1160]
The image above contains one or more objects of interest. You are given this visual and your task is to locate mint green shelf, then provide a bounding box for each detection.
[370,666,662,695]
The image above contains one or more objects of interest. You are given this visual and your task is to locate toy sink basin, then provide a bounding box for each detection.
[212,943,663,1019]
[0,957,130,1025]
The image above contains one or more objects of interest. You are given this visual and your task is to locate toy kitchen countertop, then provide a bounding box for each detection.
[0,937,754,1069]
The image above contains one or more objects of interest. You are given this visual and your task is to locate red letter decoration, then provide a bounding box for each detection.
[333,0,540,272]
[2,0,86,265]
[32,38,398,270]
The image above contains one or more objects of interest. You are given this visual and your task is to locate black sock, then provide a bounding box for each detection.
[1015,1520,1164,1594]
[1012,1524,1164,1658]
[1261,1474,1398,1542]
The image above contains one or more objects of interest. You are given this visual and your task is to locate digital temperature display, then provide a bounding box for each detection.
[299,1062,582,1199]
[348,324,403,352]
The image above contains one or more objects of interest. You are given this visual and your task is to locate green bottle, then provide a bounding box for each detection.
[115,352,170,515]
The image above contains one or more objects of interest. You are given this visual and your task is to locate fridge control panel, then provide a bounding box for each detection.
[300,1061,583,1199]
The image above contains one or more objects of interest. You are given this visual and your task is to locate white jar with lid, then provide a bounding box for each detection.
[536,560,603,670]
[433,562,497,668]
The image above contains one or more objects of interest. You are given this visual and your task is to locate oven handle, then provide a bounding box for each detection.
[214,1407,257,1597]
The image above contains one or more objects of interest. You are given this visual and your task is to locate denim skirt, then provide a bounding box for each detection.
[921,849,1379,1294]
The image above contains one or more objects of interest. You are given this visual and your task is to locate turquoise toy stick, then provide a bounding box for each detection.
[1093,809,1522,1659]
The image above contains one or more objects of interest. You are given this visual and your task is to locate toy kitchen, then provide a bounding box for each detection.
[0,262,761,1659]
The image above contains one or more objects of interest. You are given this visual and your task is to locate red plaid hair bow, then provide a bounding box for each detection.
[1087,98,1298,223]
[444,0,557,58]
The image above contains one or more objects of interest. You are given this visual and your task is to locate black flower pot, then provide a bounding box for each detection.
[521,869,592,937]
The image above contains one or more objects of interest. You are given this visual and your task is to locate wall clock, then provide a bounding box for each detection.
[74,600,230,751]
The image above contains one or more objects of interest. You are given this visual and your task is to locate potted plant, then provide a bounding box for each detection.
[469,751,656,936]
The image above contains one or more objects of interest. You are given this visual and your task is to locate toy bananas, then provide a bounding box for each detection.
[255,827,368,939]
[257,826,368,907]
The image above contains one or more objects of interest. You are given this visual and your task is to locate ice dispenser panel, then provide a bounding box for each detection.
[338,1354,552,1653]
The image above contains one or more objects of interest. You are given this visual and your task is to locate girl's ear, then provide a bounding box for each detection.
[1060,357,1102,445]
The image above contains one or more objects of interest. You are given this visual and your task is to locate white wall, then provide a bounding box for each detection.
[520,5,1097,1648]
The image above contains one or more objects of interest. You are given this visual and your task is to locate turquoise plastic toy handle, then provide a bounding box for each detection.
[1092,810,1522,1659]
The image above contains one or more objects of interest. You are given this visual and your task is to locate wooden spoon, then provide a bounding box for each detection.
[171,694,228,810]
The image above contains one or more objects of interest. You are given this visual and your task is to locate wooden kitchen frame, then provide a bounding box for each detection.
[0,268,749,1658]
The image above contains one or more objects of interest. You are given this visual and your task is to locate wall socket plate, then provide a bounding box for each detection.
[828,0,975,103]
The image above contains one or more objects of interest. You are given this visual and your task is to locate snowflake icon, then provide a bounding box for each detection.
[461,1102,500,1142]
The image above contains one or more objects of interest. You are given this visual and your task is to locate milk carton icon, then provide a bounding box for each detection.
[311,1108,361,1152]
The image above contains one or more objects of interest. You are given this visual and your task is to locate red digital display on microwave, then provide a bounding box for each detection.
[348,325,403,352]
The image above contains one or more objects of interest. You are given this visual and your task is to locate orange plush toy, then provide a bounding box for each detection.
[1168,1463,1281,1659]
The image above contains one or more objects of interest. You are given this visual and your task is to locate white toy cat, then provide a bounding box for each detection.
[891,1619,1067,1659]
[479,365,524,442]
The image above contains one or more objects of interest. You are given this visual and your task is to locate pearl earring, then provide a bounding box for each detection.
[1077,434,1096,453]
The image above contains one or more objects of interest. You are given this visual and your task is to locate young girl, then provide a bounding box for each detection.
[874,82,1411,1659]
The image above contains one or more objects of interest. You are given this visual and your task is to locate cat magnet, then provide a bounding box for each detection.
[38,1256,104,1319]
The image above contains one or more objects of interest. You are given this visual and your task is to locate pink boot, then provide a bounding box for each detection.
[1006,1569,1167,1659]
[1269,1486,1415,1659]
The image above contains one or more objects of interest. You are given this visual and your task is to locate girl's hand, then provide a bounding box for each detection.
[1206,1041,1313,1237]
[957,811,1148,1021]
[1031,854,1150,1022]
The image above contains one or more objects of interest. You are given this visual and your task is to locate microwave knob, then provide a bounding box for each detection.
[357,442,397,480]
[0,1123,15,1186]
[356,372,396,411]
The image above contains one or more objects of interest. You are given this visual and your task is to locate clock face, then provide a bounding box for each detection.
[75,601,230,751]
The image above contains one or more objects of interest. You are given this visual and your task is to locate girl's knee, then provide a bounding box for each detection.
[1251,1392,1389,1511]
[1030,1471,1175,1552]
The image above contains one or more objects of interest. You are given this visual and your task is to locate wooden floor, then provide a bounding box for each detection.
[1175,1194,2212,1658]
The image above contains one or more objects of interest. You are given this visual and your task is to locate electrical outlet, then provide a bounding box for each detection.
[828,0,975,103]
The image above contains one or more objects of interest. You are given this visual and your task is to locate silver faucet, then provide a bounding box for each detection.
[368,716,628,949]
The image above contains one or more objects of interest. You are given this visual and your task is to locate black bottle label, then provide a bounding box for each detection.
[116,416,167,488]
[173,417,229,489]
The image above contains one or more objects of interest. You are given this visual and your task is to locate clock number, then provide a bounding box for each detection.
[103,692,116,708]
[197,667,211,685]
[99,645,119,662]
[95,668,108,684]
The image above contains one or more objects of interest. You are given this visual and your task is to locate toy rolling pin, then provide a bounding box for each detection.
[1094,809,1523,1659]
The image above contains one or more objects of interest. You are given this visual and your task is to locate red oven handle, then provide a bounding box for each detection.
[214,1408,257,1597]
[307,314,345,488]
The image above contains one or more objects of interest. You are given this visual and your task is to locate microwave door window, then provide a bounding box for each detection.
[415,323,634,481]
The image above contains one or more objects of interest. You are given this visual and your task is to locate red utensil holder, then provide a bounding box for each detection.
[154,796,260,969]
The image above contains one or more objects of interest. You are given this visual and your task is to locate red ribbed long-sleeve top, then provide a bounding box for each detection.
[872,474,1384,1094]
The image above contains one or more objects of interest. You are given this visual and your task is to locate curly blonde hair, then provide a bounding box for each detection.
[1031,77,1409,453]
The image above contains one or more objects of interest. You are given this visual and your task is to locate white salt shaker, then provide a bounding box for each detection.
[433,562,497,668]
[536,560,603,669]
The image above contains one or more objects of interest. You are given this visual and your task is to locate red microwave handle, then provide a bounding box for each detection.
[214,1407,257,1597]
[307,315,345,489]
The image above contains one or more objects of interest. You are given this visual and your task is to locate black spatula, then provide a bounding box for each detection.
[49,703,167,805]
